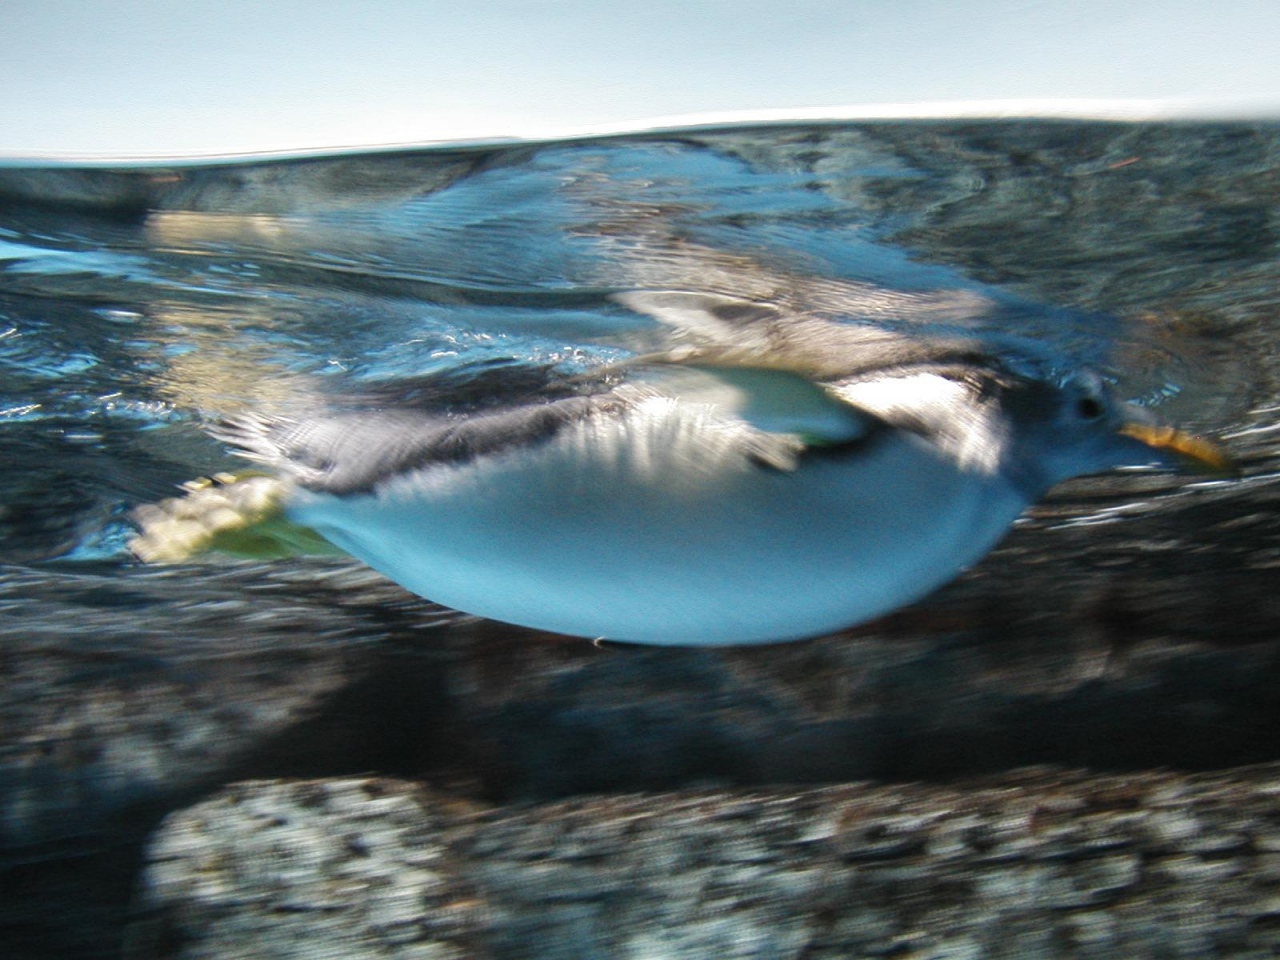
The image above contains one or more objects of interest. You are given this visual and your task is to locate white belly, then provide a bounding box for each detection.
[287,417,1028,645]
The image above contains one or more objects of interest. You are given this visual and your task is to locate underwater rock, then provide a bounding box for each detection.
[6,473,1280,957]
[127,766,1280,960]
[0,560,444,853]
[0,559,458,960]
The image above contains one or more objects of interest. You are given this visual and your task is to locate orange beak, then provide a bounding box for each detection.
[1117,423,1238,477]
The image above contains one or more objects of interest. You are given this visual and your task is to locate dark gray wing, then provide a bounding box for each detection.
[213,359,889,495]
[213,395,612,496]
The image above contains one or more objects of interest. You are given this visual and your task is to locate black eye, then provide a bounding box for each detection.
[1075,395,1105,421]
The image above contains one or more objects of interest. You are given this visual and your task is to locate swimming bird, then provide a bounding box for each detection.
[130,292,1231,645]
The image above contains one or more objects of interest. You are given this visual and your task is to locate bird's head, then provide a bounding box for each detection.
[1002,371,1235,496]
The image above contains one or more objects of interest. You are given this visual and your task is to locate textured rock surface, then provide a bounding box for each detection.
[0,559,462,851]
[128,767,1280,960]
[5,477,1280,958]
[0,559,465,960]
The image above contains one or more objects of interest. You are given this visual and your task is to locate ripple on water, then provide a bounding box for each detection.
[0,121,1275,563]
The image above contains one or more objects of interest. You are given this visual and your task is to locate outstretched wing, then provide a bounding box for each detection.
[214,359,882,491]
[130,352,892,564]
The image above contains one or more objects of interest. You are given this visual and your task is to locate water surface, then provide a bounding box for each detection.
[1,121,1274,573]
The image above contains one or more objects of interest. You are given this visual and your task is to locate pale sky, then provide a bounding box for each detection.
[3,0,1279,159]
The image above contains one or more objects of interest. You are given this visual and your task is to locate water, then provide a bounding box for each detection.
[1,121,1274,568]
[4,120,1280,955]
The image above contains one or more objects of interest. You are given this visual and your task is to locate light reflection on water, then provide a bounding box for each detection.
[6,121,1280,959]
[0,121,1275,565]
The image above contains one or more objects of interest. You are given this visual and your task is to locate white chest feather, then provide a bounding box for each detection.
[287,404,1028,645]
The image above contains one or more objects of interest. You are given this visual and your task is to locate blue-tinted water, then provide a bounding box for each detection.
[0,122,1271,569]
[5,120,1280,959]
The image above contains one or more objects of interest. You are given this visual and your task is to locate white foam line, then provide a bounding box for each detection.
[3,97,1279,167]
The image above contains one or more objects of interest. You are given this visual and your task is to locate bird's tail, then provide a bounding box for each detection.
[129,472,342,562]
